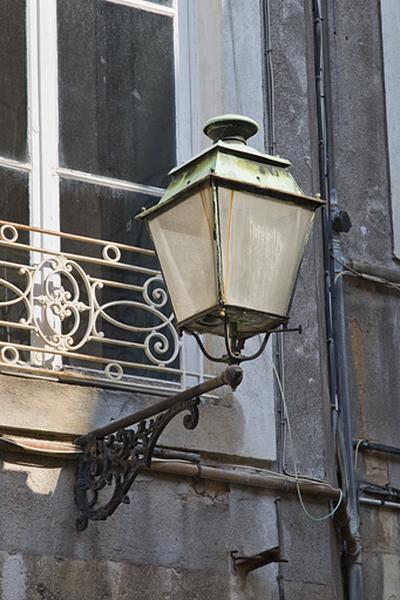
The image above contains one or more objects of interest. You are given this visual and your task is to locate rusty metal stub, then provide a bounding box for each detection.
[231,546,287,575]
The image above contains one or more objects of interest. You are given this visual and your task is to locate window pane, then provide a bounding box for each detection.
[0,167,30,352]
[0,167,29,225]
[58,0,176,188]
[147,0,172,5]
[60,179,156,250]
[0,166,29,290]
[0,0,28,161]
[60,178,179,381]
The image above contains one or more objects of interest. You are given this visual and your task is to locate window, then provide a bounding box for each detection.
[0,0,204,393]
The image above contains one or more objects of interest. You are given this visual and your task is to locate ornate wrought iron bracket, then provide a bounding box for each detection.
[74,365,243,531]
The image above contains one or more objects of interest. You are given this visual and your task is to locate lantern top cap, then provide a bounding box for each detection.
[137,113,325,222]
[203,114,259,145]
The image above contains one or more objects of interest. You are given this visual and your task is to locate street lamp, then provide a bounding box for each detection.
[74,115,324,531]
[138,114,323,361]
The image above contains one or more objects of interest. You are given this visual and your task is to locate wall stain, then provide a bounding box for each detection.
[348,318,369,437]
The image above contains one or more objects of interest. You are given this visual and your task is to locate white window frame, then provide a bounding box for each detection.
[27,0,185,232]
[0,0,205,391]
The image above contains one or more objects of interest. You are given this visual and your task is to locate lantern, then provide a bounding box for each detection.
[138,115,323,355]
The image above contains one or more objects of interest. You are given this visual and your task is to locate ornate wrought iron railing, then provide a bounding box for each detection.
[0,220,208,393]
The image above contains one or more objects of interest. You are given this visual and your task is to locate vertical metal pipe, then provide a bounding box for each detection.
[311,1,363,597]
[274,497,286,600]
[333,246,363,596]
[312,0,339,428]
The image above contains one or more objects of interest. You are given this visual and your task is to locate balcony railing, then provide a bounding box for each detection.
[0,220,208,393]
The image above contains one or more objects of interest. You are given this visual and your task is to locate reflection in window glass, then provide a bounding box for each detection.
[58,0,176,188]
[60,178,179,381]
[0,0,27,161]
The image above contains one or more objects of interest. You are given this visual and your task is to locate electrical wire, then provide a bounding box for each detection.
[266,349,344,521]
[333,255,400,294]
[354,438,367,473]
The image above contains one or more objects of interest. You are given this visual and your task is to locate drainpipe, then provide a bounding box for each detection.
[312,1,363,597]
[332,238,363,595]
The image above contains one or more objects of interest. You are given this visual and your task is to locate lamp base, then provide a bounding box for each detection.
[179,305,288,341]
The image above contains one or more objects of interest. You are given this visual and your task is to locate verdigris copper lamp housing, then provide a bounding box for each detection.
[139,115,324,362]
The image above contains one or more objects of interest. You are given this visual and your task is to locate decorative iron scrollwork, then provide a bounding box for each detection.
[0,219,183,389]
[74,365,243,532]
[75,396,200,531]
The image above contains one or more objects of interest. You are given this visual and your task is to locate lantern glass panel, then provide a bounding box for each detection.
[147,187,218,325]
[218,187,315,319]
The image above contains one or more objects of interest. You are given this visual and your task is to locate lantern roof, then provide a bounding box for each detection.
[138,115,324,220]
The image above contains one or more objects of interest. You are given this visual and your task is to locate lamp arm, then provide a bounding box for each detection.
[74,365,243,531]
[188,330,230,363]
[231,332,271,363]
[223,318,272,363]
[188,327,271,364]
[188,321,302,365]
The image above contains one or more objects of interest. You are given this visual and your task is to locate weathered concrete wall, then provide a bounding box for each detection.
[263,2,343,598]
[267,0,335,483]
[0,453,344,600]
[2,459,279,599]
[0,371,275,463]
[327,0,400,597]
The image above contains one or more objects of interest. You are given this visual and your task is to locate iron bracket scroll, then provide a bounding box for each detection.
[74,365,243,531]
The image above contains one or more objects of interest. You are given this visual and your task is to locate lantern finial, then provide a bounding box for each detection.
[203,114,259,145]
